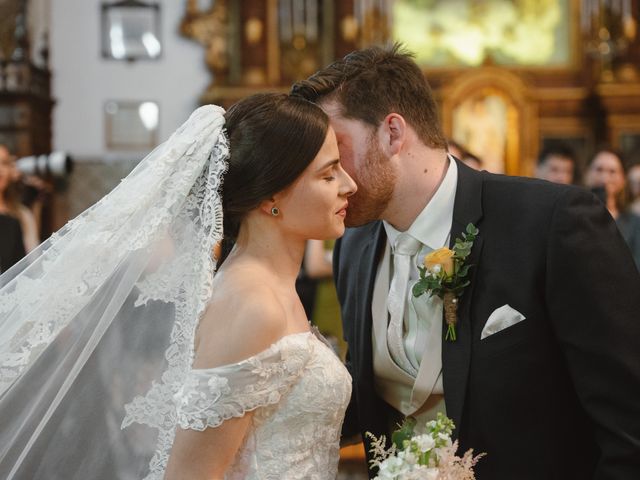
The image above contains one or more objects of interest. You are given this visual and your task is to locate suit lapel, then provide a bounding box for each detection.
[353,221,387,381]
[443,160,484,436]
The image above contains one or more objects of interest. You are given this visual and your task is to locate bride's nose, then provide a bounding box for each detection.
[340,170,357,197]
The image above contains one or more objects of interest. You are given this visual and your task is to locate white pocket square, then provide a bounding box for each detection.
[481,304,526,340]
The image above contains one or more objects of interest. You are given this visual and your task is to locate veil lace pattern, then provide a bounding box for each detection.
[121,121,229,478]
[0,105,229,479]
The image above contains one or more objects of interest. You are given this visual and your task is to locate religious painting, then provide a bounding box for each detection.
[392,0,574,68]
[452,89,519,174]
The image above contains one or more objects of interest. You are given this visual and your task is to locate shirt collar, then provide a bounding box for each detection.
[384,155,458,250]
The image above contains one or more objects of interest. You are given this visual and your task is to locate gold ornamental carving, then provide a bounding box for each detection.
[181,0,230,85]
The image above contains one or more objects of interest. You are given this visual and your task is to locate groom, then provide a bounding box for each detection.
[292,45,640,478]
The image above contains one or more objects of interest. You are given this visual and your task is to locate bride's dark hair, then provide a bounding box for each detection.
[218,92,329,267]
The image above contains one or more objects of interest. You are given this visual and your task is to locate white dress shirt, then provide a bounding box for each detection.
[372,157,458,416]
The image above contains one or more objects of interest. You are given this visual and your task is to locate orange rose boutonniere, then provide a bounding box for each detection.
[424,248,455,276]
[412,223,479,341]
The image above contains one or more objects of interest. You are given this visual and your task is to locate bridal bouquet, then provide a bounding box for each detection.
[366,413,484,480]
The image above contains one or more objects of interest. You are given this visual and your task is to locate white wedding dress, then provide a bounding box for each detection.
[124,331,352,479]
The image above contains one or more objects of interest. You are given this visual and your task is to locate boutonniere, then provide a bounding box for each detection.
[412,223,479,341]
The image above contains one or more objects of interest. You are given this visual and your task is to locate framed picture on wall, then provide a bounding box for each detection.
[101,0,161,61]
[452,89,513,174]
[104,100,159,151]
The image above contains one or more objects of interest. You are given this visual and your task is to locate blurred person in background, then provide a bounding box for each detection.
[0,145,26,272]
[304,239,346,358]
[447,139,466,160]
[460,151,483,171]
[448,139,482,170]
[0,215,24,273]
[628,162,640,216]
[535,144,577,185]
[586,147,640,269]
[0,144,40,253]
[295,242,320,320]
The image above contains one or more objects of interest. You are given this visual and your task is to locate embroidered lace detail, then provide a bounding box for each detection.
[127,333,351,480]
[174,333,310,431]
[116,111,230,477]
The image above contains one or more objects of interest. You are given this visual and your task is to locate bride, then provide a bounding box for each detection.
[0,93,356,479]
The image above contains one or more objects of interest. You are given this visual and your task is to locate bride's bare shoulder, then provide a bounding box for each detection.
[193,266,288,369]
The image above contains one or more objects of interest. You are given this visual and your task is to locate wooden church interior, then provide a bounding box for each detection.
[1,1,640,234]
[1,0,639,476]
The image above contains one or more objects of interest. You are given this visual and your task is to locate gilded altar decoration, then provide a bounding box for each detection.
[413,224,479,342]
[181,0,230,84]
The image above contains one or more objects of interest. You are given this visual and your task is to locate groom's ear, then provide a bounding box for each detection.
[381,113,406,156]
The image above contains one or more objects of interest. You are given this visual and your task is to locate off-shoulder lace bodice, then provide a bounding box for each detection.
[126,331,351,479]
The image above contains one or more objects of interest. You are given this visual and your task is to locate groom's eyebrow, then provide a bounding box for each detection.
[316,159,340,171]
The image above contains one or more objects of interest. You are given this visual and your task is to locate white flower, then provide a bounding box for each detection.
[376,456,410,479]
[411,465,439,480]
[413,433,436,453]
[437,432,453,447]
[206,375,230,403]
[398,449,418,465]
[399,465,440,480]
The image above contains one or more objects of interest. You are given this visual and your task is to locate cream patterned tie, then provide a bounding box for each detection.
[386,232,422,376]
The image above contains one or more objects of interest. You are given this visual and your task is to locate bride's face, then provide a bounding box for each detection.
[274,126,357,240]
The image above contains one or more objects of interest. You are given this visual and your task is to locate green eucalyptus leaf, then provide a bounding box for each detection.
[413,283,427,297]
[457,264,471,277]
[417,265,426,278]
[392,417,417,450]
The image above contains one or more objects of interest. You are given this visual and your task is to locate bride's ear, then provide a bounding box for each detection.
[259,198,279,216]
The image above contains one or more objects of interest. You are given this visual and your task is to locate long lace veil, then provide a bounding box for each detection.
[0,105,228,479]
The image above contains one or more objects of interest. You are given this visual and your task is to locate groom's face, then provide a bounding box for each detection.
[321,100,396,227]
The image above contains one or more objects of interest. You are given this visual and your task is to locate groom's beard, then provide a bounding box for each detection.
[345,138,396,227]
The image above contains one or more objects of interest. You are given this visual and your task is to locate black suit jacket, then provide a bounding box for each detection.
[335,160,640,479]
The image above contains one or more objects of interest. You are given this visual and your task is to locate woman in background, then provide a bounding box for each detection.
[0,144,39,253]
[0,146,26,272]
[586,147,640,269]
[628,162,640,216]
